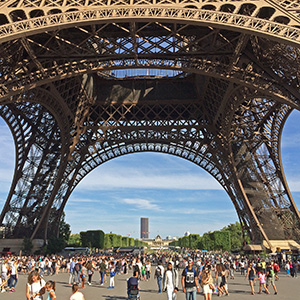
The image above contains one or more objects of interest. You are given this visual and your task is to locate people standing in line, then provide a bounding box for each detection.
[266,262,278,295]
[245,261,256,295]
[154,260,164,293]
[70,283,85,300]
[163,261,179,300]
[181,258,200,300]
[200,265,214,300]
[26,269,46,300]
[45,280,56,300]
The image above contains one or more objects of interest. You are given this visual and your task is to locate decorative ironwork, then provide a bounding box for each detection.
[0,0,300,245]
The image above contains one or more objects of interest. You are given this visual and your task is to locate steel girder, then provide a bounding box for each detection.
[0,1,299,243]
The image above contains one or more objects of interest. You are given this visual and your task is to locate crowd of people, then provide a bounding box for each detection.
[0,250,299,300]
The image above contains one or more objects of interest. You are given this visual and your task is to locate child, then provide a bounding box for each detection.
[108,262,115,289]
[141,264,146,281]
[70,283,85,300]
[256,270,269,294]
[45,280,56,300]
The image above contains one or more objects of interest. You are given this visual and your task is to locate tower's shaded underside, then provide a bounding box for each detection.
[0,1,300,246]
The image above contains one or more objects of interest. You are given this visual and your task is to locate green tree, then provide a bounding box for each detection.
[221,222,249,250]
[22,238,33,255]
[47,236,66,254]
[59,212,71,242]
[80,230,105,249]
[68,234,82,246]
[189,234,201,249]
[45,211,71,254]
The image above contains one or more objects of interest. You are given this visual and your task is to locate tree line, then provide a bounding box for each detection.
[68,230,147,249]
[170,222,249,251]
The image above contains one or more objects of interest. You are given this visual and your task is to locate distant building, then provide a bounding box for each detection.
[140,217,149,239]
[142,234,177,249]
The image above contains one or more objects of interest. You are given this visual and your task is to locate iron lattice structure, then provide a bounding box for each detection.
[0,0,300,245]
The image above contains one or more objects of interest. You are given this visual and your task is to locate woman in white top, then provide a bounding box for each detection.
[70,283,85,300]
[26,270,46,300]
[1,259,9,292]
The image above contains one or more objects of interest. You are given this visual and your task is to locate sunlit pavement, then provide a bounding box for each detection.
[2,268,299,300]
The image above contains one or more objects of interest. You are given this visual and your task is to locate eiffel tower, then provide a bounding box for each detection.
[1,0,300,251]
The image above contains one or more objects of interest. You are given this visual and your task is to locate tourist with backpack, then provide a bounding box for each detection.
[273,261,280,280]
[154,260,164,293]
[266,262,278,295]
[181,259,200,300]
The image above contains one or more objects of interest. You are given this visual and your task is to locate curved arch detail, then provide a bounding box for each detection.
[1,7,300,46]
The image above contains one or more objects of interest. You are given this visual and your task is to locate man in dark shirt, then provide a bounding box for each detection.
[98,260,106,285]
[181,259,200,300]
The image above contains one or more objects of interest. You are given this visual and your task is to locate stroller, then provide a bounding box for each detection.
[128,285,140,300]
[127,279,140,300]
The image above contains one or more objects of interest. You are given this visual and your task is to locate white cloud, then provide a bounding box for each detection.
[77,167,222,191]
[121,198,161,211]
[68,197,99,204]
[170,208,236,215]
[285,178,300,192]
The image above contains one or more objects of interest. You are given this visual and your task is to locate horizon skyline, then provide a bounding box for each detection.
[0,110,300,239]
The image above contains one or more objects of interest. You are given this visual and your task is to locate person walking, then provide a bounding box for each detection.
[26,270,46,300]
[145,260,151,281]
[154,260,164,293]
[245,261,256,295]
[1,259,9,293]
[98,259,106,286]
[255,269,269,294]
[8,260,18,292]
[163,261,179,300]
[200,265,214,300]
[69,259,75,285]
[181,258,200,300]
[86,261,94,285]
[266,262,278,295]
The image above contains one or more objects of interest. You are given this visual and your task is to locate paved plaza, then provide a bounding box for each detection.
[1,267,300,300]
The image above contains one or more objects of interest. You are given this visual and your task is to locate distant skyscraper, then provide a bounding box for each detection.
[140,217,149,239]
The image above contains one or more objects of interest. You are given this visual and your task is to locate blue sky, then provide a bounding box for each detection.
[0,110,299,239]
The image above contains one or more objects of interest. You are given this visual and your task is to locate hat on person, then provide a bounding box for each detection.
[188,258,193,263]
